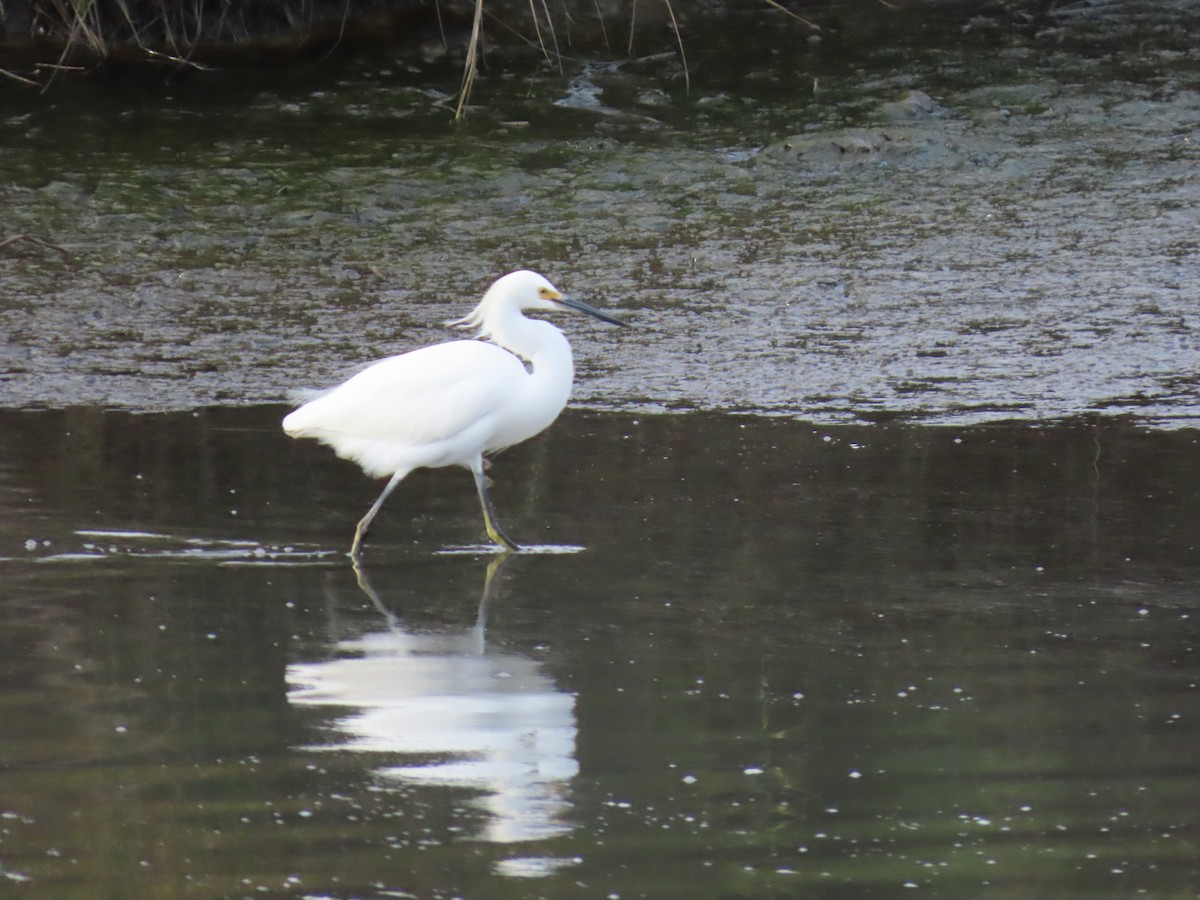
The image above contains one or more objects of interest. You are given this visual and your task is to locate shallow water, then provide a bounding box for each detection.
[1,407,1199,898]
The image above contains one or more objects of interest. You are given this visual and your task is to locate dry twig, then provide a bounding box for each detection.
[455,0,486,119]
[761,0,822,30]
[662,0,688,93]
[0,234,72,257]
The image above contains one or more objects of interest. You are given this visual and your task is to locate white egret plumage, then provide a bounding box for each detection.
[283,270,629,556]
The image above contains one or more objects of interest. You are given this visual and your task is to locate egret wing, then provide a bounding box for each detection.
[285,340,527,448]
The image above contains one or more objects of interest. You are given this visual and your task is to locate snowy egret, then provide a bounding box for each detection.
[283,270,629,556]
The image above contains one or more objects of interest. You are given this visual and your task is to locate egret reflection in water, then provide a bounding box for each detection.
[286,556,578,844]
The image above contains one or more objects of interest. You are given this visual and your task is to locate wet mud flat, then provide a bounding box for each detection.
[1,406,1198,898]
[2,2,1199,425]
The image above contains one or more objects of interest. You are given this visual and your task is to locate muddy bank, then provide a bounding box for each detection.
[0,0,636,61]
[0,0,668,80]
[1,2,1198,426]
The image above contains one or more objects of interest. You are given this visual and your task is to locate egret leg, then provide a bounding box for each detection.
[471,461,520,552]
[351,471,406,558]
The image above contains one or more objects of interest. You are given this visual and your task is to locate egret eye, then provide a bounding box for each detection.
[538,287,554,299]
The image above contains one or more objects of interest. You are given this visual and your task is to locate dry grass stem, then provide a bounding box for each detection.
[527,0,550,62]
[591,0,611,50]
[538,0,563,70]
[454,0,485,119]
[761,0,821,31]
[662,0,688,93]
[1,66,41,86]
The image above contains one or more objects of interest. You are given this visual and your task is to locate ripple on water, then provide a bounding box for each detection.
[19,530,338,565]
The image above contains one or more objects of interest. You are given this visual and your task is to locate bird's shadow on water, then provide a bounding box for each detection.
[288,551,581,847]
[350,552,506,643]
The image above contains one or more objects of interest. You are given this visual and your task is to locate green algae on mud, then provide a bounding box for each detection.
[1,2,1198,426]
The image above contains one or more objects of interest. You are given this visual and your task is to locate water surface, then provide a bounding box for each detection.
[1,408,1198,898]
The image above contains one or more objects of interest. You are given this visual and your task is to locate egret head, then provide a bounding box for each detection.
[451,270,630,334]
[494,270,567,313]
